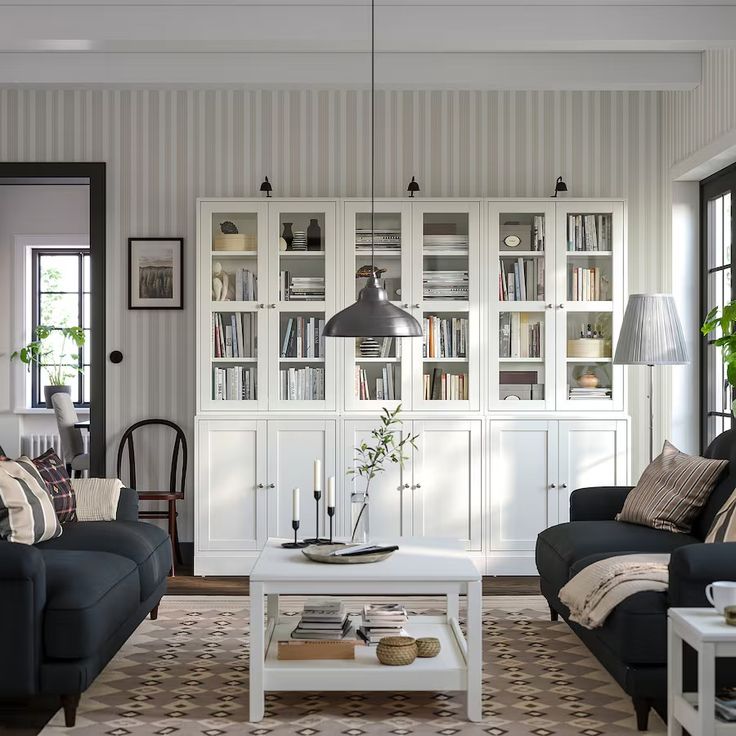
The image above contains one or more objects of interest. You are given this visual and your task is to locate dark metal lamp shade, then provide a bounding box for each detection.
[259,176,272,197]
[323,277,422,337]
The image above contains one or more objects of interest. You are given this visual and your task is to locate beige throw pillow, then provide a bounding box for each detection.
[616,441,728,533]
[706,488,736,543]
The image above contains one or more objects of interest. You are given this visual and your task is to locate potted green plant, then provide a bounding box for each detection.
[347,405,418,543]
[702,303,736,413]
[12,325,86,408]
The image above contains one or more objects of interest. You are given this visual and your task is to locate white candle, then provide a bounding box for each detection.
[327,476,335,508]
[314,459,322,492]
[292,487,300,522]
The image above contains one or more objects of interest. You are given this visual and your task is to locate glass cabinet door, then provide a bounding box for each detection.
[343,200,413,409]
[490,202,556,410]
[411,201,480,410]
[555,201,624,410]
[199,200,269,411]
[268,201,336,410]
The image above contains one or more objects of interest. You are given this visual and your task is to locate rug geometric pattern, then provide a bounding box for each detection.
[41,596,665,735]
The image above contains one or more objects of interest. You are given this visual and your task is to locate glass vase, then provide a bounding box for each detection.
[350,491,370,544]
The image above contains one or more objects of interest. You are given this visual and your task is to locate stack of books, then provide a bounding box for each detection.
[212,313,256,358]
[567,214,612,252]
[280,272,326,301]
[233,268,257,301]
[423,369,468,400]
[357,603,408,644]
[423,271,469,300]
[499,257,544,301]
[568,386,612,400]
[213,365,256,401]
[423,234,468,254]
[423,315,468,358]
[716,694,736,722]
[355,364,397,400]
[279,366,325,400]
[499,313,542,359]
[291,599,353,640]
[355,228,401,254]
[569,266,608,301]
[281,316,325,358]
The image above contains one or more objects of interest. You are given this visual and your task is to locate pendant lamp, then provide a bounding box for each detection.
[323,0,422,338]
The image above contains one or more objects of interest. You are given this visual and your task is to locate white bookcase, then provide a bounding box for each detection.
[195,197,629,576]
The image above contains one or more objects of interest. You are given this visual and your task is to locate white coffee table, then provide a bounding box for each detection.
[668,607,736,735]
[248,538,483,722]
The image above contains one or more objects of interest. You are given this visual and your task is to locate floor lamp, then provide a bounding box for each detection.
[613,294,689,463]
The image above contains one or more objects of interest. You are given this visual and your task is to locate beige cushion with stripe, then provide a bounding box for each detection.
[616,441,728,534]
[0,459,62,544]
[706,488,736,543]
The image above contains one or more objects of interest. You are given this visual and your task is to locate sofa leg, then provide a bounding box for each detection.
[549,606,559,622]
[150,603,159,621]
[632,697,650,731]
[60,693,80,727]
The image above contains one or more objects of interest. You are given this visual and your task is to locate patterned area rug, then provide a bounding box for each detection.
[41,596,665,735]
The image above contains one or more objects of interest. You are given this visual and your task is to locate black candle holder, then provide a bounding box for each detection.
[282,520,309,549]
[304,489,330,545]
[327,505,336,544]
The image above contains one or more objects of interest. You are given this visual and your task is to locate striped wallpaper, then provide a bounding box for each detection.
[0,87,666,539]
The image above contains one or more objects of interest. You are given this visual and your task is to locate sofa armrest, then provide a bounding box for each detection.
[669,542,736,607]
[116,487,139,521]
[569,486,634,521]
[0,541,46,696]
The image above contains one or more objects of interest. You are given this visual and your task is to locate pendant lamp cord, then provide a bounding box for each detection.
[370,0,375,278]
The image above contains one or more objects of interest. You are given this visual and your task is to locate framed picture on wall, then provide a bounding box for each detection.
[128,238,184,310]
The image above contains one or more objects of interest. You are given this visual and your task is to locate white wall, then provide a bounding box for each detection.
[0,184,88,455]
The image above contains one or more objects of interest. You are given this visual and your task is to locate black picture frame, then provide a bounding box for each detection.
[128,237,184,310]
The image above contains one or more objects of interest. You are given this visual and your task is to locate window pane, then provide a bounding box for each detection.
[83,367,90,404]
[40,254,79,293]
[40,293,80,328]
[725,192,732,266]
[39,366,80,403]
[83,329,91,360]
[83,254,91,292]
[83,294,91,329]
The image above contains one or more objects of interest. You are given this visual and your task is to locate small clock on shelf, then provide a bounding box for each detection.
[500,224,531,251]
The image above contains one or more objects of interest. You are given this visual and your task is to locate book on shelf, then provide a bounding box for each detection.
[423,234,469,254]
[499,257,544,301]
[232,268,257,301]
[422,315,468,358]
[279,271,325,301]
[281,316,325,358]
[279,366,325,400]
[213,365,256,401]
[568,386,612,399]
[499,313,542,358]
[355,364,396,400]
[291,599,354,641]
[423,369,469,400]
[422,271,469,300]
[532,215,545,251]
[355,228,401,252]
[567,214,612,252]
[357,603,409,645]
[212,313,256,358]
[569,266,608,301]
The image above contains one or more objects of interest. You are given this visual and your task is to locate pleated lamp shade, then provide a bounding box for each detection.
[613,294,689,366]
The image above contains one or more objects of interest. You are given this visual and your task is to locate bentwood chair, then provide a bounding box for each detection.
[51,393,90,477]
[116,419,187,575]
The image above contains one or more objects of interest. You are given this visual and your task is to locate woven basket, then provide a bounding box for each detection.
[213,233,257,252]
[416,637,441,658]
[376,636,417,666]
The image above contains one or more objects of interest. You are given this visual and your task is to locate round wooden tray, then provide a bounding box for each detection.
[301,544,394,564]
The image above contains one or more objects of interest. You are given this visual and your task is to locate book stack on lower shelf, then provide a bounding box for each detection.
[499,313,542,359]
[423,271,469,301]
[423,369,468,401]
[355,364,397,400]
[212,313,256,358]
[569,386,611,400]
[357,603,408,645]
[281,317,325,358]
[279,367,325,401]
[213,365,257,401]
[291,599,353,640]
[423,316,468,358]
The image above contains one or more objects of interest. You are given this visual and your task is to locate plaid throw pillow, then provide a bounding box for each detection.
[617,441,728,533]
[23,449,77,523]
[706,488,736,543]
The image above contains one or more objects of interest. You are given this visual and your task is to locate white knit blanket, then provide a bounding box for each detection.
[559,553,670,629]
[71,478,124,521]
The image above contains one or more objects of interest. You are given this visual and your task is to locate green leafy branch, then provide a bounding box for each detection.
[11,325,86,386]
[702,303,736,412]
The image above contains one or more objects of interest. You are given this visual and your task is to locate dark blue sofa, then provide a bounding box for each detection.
[0,488,171,726]
[536,429,736,730]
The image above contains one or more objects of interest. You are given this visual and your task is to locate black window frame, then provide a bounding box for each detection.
[30,246,90,409]
[700,161,736,450]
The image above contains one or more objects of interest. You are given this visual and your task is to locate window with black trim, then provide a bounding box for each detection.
[31,248,90,407]
[701,163,736,448]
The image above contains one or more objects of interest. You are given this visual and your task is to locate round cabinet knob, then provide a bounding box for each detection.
[550,483,557,488]
[270,303,277,309]
[561,483,568,489]
[257,483,265,489]
[414,483,422,489]
[413,304,421,309]
[558,304,565,309]
[109,350,124,363]
[402,483,410,489]
[268,483,275,488]
[546,304,553,310]
[258,303,265,309]
[401,303,409,309]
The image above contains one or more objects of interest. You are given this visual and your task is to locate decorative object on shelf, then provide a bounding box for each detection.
[323,0,421,339]
[12,325,86,408]
[128,237,184,309]
[348,405,418,543]
[259,176,272,198]
[500,223,531,251]
[214,221,256,252]
[304,459,330,544]
[326,476,337,544]
[279,237,288,251]
[376,636,417,666]
[407,176,420,198]
[356,264,386,278]
[551,175,568,198]
[575,369,600,389]
[416,636,441,658]
[615,293,689,462]
[307,218,322,251]
[702,300,736,417]
[281,221,294,250]
[283,488,309,548]
[291,230,307,251]
[212,261,231,301]
[359,337,381,357]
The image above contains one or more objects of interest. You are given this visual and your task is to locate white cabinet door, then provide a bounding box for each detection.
[267,420,337,541]
[489,421,558,552]
[411,420,483,551]
[342,420,411,541]
[196,419,267,552]
[557,420,628,523]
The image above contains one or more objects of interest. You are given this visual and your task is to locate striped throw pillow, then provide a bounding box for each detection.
[706,488,736,543]
[0,459,62,544]
[616,441,728,533]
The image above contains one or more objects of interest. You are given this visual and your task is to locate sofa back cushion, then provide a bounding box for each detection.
[695,429,736,539]
[20,449,77,523]
[0,459,62,544]
[705,488,736,543]
[616,441,727,533]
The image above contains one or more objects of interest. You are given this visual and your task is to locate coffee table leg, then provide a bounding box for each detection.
[249,582,265,722]
[465,579,482,722]
[447,593,460,622]
[267,594,279,623]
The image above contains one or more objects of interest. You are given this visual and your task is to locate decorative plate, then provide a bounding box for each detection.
[302,544,394,564]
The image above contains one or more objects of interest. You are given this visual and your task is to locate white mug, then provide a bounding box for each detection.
[705,581,736,614]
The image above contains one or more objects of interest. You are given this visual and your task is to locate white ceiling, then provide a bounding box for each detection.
[1,1,735,88]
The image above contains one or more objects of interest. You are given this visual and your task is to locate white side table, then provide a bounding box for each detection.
[668,608,736,735]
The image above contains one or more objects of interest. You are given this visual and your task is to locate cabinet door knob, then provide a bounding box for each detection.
[561,483,568,489]
[268,483,275,489]
[414,482,422,489]
[270,303,277,309]
[402,483,410,489]
[558,304,565,309]
[546,303,553,309]
[401,303,409,309]
[257,483,265,489]
[257,303,264,309]
[413,304,421,309]
[550,483,556,488]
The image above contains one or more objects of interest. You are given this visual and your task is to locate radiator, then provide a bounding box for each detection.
[21,433,62,458]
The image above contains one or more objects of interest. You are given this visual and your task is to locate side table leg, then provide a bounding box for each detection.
[447,593,460,623]
[698,642,716,736]
[667,621,683,736]
[465,579,482,722]
[249,582,265,722]
[267,594,279,624]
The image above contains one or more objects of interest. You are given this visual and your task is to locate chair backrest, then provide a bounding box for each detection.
[116,419,187,494]
[51,393,85,464]
[695,428,736,539]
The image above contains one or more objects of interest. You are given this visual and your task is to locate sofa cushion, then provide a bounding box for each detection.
[706,488,736,543]
[24,449,77,523]
[697,429,736,539]
[40,549,139,660]
[37,520,171,600]
[536,520,698,589]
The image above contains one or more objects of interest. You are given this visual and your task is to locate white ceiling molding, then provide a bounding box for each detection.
[0,51,701,89]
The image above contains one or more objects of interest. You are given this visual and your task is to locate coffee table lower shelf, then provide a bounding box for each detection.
[264,615,468,692]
